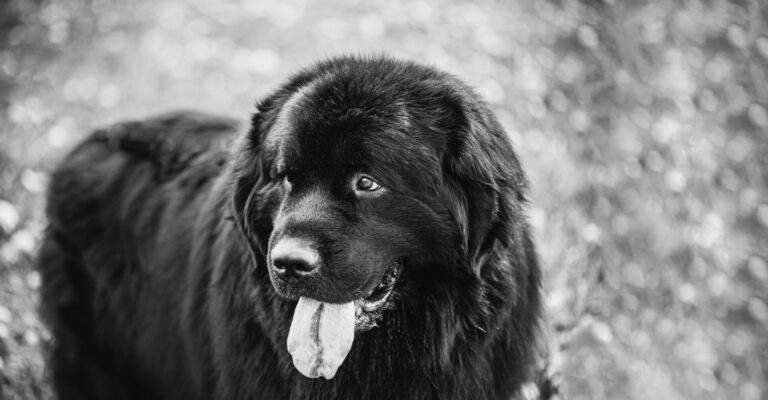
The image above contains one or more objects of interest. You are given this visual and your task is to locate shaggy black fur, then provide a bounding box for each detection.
[39,56,544,400]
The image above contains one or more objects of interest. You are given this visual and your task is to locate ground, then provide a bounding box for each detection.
[0,0,766,399]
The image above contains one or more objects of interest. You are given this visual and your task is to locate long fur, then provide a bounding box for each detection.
[39,56,543,400]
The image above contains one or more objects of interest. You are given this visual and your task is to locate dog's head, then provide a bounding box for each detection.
[230,56,531,379]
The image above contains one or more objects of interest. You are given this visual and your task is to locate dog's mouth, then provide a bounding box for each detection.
[286,260,402,380]
[354,260,401,329]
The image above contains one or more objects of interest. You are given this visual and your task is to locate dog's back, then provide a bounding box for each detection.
[38,111,239,399]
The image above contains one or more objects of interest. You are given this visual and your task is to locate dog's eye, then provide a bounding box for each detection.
[282,169,298,184]
[355,176,382,192]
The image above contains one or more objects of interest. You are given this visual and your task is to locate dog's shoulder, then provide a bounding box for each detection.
[46,111,240,235]
[86,110,240,179]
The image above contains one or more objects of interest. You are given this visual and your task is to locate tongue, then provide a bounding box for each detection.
[287,297,355,379]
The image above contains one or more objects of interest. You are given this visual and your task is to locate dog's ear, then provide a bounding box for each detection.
[446,135,501,272]
[230,112,272,257]
[444,95,528,274]
[231,72,322,258]
[230,91,290,258]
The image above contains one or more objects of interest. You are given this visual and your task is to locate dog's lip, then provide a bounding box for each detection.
[358,260,401,310]
[353,260,401,327]
[270,259,402,303]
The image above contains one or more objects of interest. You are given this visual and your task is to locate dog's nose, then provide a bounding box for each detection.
[271,237,319,278]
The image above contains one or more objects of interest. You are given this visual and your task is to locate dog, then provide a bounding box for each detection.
[39,55,545,400]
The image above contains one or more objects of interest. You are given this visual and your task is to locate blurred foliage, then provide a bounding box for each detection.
[0,0,767,399]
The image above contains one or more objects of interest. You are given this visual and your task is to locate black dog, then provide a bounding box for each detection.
[39,56,544,400]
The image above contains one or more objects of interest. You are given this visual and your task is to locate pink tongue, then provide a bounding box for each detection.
[287,297,355,379]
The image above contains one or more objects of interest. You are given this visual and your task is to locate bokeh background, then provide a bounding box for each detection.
[0,0,767,399]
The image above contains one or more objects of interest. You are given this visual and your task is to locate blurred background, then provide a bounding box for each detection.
[0,0,766,398]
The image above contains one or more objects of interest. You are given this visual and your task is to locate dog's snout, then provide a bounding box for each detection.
[271,238,319,278]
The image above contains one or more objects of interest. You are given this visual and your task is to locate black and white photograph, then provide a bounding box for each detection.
[0,1,766,399]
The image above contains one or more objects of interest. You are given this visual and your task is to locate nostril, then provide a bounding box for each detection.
[272,257,317,277]
[273,258,287,273]
[291,259,316,274]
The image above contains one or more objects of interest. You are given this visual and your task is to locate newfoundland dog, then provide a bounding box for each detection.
[39,56,545,400]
